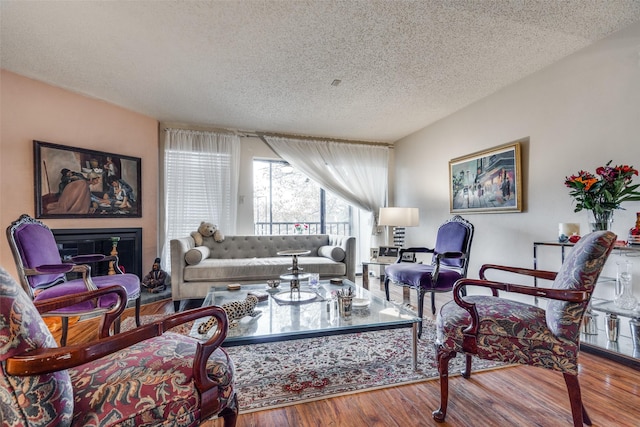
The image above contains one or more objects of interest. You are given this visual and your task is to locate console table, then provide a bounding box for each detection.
[533,241,640,367]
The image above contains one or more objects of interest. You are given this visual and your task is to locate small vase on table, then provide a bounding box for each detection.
[589,209,614,232]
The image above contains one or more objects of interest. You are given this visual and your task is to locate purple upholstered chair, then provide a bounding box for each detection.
[432,231,616,427]
[0,266,238,426]
[384,215,474,337]
[6,214,141,345]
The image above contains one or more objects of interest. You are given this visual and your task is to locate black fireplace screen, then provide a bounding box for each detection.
[52,228,142,278]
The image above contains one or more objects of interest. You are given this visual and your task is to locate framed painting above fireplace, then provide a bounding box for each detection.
[34,140,141,218]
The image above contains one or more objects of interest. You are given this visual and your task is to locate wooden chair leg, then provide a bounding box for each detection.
[220,394,239,427]
[462,354,472,378]
[417,288,426,338]
[432,345,457,423]
[582,403,592,426]
[563,372,589,426]
[60,317,69,346]
[135,295,141,327]
[430,291,436,314]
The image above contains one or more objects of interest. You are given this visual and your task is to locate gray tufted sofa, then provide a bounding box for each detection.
[170,234,356,302]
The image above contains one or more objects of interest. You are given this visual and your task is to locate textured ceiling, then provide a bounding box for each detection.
[2,1,640,143]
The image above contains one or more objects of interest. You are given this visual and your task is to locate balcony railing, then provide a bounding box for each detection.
[254,222,351,236]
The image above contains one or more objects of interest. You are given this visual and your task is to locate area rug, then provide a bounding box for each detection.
[122,315,508,413]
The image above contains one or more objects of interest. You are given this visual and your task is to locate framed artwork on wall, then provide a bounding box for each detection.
[34,140,142,218]
[449,139,524,214]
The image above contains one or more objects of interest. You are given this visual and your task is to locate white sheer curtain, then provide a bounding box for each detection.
[160,128,240,271]
[263,135,389,266]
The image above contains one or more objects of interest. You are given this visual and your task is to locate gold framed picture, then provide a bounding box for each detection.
[449,139,524,214]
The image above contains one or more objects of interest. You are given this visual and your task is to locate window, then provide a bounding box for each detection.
[166,150,234,237]
[161,127,239,272]
[253,160,352,235]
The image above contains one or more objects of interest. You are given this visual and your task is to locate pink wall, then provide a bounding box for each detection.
[0,70,159,278]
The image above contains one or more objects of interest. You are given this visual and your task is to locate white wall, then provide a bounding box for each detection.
[393,23,640,302]
[1,71,159,277]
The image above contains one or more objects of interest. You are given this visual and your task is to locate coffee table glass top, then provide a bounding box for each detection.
[190,280,420,346]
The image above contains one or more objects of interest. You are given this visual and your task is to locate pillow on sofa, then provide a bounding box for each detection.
[185,246,210,265]
[318,245,346,262]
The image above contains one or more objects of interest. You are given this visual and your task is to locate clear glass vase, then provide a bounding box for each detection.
[589,209,614,232]
[614,260,637,310]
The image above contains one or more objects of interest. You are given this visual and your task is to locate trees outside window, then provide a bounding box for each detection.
[253,160,352,235]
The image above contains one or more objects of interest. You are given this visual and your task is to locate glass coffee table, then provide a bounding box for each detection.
[190,279,421,370]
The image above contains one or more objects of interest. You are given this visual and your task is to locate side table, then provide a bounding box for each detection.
[362,260,392,290]
[362,260,412,304]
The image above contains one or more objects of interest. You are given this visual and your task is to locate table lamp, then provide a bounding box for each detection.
[378,207,419,247]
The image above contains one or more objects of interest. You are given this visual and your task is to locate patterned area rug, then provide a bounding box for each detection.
[122,315,506,413]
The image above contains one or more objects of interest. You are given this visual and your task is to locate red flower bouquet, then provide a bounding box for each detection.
[565,161,640,230]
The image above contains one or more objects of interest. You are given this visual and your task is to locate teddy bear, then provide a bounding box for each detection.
[190,221,225,246]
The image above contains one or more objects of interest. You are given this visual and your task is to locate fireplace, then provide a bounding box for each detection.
[52,228,142,278]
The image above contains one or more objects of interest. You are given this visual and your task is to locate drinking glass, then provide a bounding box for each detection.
[308,273,320,290]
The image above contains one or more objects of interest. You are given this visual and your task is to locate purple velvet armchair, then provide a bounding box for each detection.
[6,214,141,344]
[384,215,474,337]
[432,231,616,427]
[0,266,238,426]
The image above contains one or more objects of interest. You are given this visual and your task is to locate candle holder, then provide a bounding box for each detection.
[108,236,120,275]
[581,309,599,335]
[605,313,619,342]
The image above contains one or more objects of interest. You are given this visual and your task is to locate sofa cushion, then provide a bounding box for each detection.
[183,257,346,282]
[185,246,210,265]
[202,235,331,258]
[318,245,346,262]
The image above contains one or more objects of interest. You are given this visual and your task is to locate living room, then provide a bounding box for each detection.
[2,2,640,426]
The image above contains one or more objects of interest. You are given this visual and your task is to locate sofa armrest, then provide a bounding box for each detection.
[185,246,211,265]
[318,245,346,261]
[170,237,196,300]
[329,234,356,281]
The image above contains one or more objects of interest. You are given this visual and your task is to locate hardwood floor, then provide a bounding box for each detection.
[55,275,640,427]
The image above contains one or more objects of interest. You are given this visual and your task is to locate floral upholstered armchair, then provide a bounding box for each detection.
[0,266,238,427]
[433,231,616,427]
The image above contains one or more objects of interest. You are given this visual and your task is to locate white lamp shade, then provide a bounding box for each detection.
[378,207,419,227]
